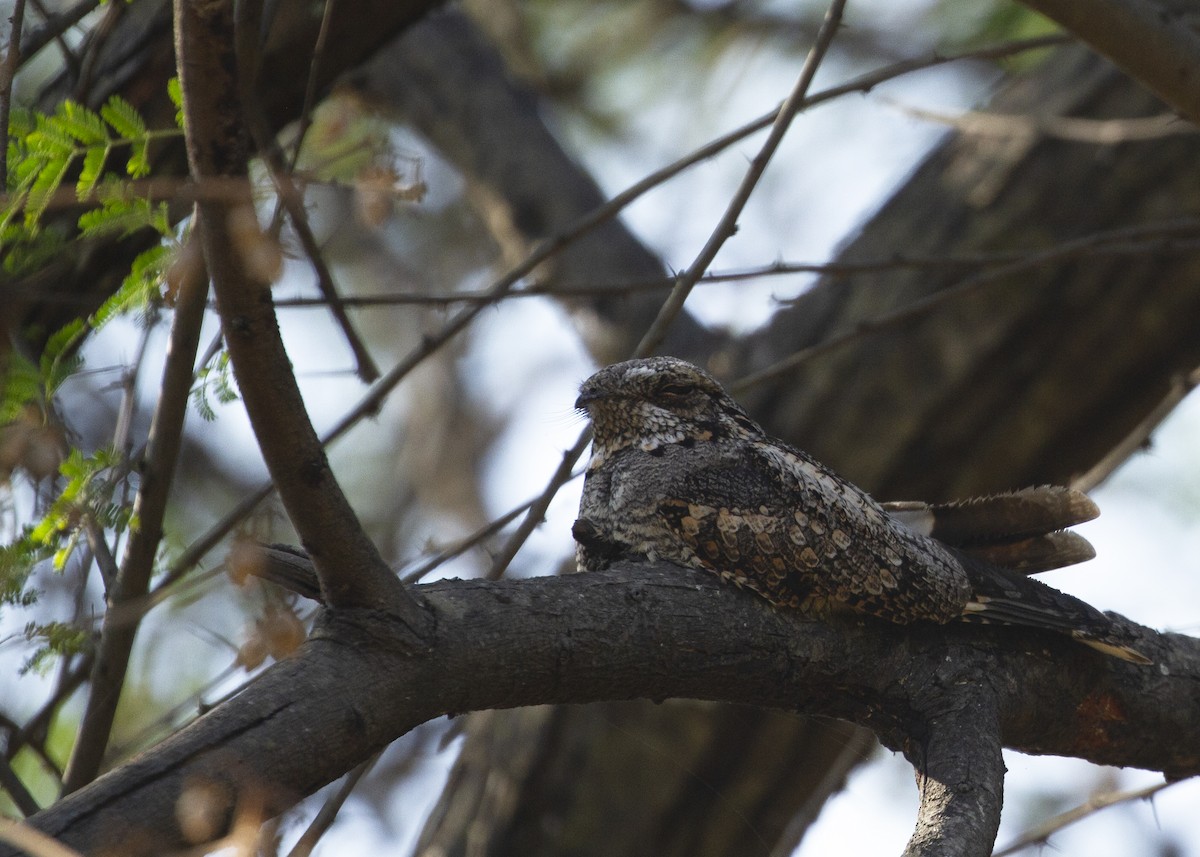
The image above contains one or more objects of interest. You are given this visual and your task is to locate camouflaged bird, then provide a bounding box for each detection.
[573,356,1149,664]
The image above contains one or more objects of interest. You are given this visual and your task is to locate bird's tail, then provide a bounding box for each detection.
[958,556,1150,664]
[885,486,1100,573]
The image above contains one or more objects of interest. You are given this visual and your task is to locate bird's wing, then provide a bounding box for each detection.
[654,444,970,623]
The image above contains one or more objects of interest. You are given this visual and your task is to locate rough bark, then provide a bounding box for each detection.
[4,563,1195,857]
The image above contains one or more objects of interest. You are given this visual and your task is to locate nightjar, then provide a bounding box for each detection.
[573,356,1148,664]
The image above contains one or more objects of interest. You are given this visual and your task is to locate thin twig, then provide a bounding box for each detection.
[18,0,95,71]
[7,652,92,764]
[285,749,381,857]
[635,0,846,357]
[993,780,1174,856]
[403,487,564,583]
[81,514,118,593]
[731,219,1200,394]
[0,0,27,186]
[235,0,380,383]
[486,428,592,580]
[285,0,336,174]
[886,101,1196,143]
[104,662,242,762]
[268,232,1200,308]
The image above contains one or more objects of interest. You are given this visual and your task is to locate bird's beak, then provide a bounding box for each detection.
[574,387,602,411]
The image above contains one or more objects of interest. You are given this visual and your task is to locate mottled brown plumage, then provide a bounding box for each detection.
[573,357,1148,663]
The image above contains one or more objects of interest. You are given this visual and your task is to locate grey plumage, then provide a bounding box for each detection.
[573,356,1149,664]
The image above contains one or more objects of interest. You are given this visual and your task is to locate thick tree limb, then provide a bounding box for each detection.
[6,563,1195,856]
[1016,0,1200,123]
[902,681,1003,857]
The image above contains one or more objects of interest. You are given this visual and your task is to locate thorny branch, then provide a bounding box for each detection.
[634,0,847,357]
[885,102,1195,143]
[268,227,1200,308]
[235,0,380,384]
[16,0,96,71]
[993,780,1176,856]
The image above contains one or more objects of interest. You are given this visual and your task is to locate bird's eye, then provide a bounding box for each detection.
[657,382,693,399]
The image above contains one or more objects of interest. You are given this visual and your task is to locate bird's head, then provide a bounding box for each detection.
[575,357,763,460]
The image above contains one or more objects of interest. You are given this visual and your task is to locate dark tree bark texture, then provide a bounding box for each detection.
[4,564,1195,857]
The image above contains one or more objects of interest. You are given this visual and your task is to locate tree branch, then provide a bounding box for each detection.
[902,683,1003,857]
[60,236,208,794]
[173,0,425,622]
[9,563,1196,855]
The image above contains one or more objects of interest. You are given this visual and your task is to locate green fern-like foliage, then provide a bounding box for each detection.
[30,446,132,570]
[5,90,188,360]
[4,95,174,232]
[193,351,241,422]
[2,93,183,290]
[1,88,183,654]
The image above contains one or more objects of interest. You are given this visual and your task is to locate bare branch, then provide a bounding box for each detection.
[994,780,1174,856]
[235,0,381,384]
[266,227,1200,308]
[635,0,847,357]
[486,429,590,580]
[174,0,422,621]
[6,563,1195,856]
[17,0,93,71]
[60,238,208,794]
[285,751,382,857]
[885,101,1196,143]
[903,689,1003,857]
